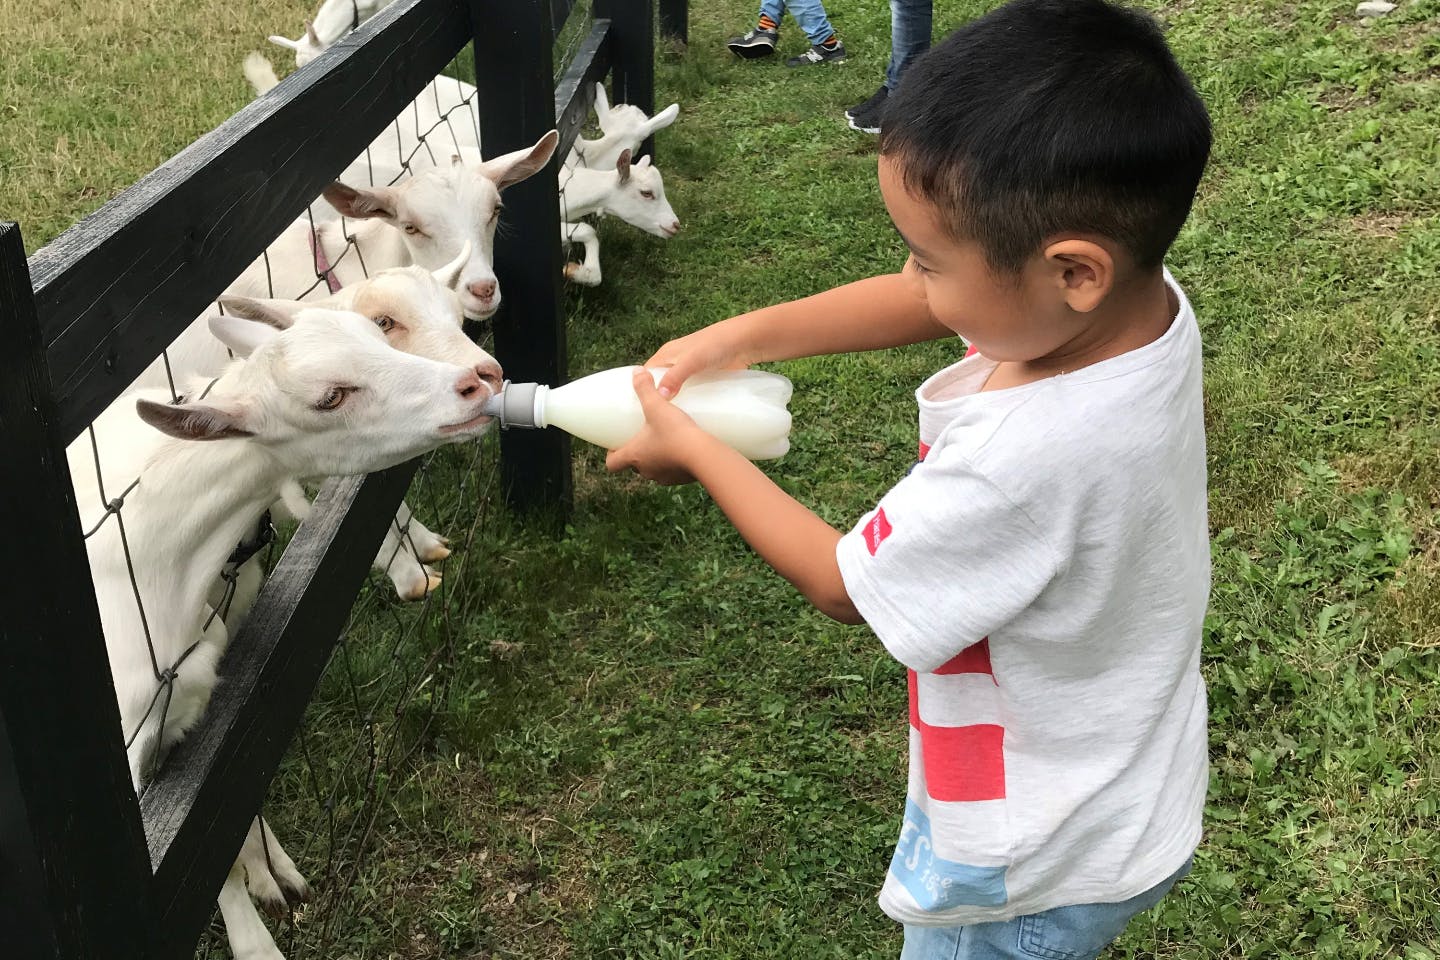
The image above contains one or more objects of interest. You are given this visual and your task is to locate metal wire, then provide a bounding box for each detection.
[179,29,535,958]
[174,5,623,951]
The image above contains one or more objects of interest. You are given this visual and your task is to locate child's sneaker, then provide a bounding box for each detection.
[786,39,847,67]
[727,27,779,59]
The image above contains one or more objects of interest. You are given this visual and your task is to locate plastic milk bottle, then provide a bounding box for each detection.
[482,366,794,460]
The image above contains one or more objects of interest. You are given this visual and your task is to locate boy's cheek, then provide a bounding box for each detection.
[924,282,971,335]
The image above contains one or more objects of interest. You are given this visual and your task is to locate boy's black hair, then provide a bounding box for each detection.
[879,0,1211,273]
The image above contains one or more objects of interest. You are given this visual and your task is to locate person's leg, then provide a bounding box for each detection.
[898,858,1192,960]
[727,0,783,58]
[784,0,840,47]
[886,0,934,91]
[759,0,784,31]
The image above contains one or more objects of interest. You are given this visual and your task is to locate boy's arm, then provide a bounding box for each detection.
[651,272,953,396]
[606,370,863,624]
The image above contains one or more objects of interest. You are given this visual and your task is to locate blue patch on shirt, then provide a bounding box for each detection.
[891,798,1009,909]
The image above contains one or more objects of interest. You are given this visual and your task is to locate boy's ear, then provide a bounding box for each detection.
[1042,239,1114,314]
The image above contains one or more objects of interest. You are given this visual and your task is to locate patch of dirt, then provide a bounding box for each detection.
[1316,85,1381,112]
[1347,211,1413,239]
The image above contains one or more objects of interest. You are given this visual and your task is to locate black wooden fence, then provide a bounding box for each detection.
[0,0,684,956]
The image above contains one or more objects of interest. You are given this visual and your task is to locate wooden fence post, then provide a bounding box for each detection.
[0,221,153,960]
[472,0,573,517]
[594,0,656,156]
[659,0,687,45]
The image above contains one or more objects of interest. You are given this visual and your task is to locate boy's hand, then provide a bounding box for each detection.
[606,368,709,485]
[647,323,753,399]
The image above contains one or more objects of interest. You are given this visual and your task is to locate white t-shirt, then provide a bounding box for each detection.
[836,271,1210,926]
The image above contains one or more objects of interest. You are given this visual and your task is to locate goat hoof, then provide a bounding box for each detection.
[417,541,451,563]
[279,875,313,909]
[400,569,443,601]
[564,264,602,286]
[258,891,291,921]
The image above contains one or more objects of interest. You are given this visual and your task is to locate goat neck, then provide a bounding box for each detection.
[557,165,617,220]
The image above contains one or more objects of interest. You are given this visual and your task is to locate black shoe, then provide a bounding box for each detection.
[727,27,778,59]
[847,89,887,133]
[845,85,888,121]
[785,40,847,67]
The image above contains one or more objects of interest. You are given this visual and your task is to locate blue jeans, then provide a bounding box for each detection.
[886,0,933,91]
[758,0,837,46]
[899,858,1192,960]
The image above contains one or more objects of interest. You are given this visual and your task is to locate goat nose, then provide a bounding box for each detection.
[476,360,503,394]
[455,368,484,400]
[467,280,496,301]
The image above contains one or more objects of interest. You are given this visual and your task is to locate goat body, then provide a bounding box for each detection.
[77,308,495,960]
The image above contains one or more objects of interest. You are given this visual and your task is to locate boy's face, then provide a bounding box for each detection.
[878,156,1103,363]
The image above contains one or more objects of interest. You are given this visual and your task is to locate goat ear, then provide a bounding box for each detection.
[432,240,472,290]
[593,83,610,118]
[635,154,652,169]
[322,181,397,219]
[137,398,254,442]
[616,148,632,184]
[218,296,304,330]
[208,313,283,358]
[268,34,301,51]
[644,103,680,135]
[479,129,559,190]
[304,20,321,47]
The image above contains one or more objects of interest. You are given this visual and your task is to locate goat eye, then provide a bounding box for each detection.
[315,387,348,411]
[374,315,397,333]
[402,223,422,236]
[640,190,655,200]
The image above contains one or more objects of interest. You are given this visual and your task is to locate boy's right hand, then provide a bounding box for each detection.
[646,323,753,399]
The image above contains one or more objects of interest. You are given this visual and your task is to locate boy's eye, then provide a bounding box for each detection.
[910,257,931,275]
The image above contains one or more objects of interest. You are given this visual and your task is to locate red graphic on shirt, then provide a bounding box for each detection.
[907,655,1007,802]
[864,508,893,555]
[934,638,995,682]
[964,343,980,359]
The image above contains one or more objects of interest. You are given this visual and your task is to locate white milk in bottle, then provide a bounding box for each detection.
[484,366,793,460]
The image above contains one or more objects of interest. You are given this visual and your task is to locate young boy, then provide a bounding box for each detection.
[727,1,846,67]
[610,0,1213,956]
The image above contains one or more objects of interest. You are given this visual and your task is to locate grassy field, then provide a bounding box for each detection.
[4,0,1440,958]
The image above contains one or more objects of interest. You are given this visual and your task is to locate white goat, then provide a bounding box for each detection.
[211,254,502,606]
[72,307,496,960]
[135,132,556,376]
[123,135,549,601]
[268,0,394,66]
[560,149,680,286]
[568,83,680,170]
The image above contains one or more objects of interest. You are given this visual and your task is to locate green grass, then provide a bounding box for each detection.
[5,0,1440,957]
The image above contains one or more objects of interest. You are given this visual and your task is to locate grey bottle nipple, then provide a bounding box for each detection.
[485,381,541,429]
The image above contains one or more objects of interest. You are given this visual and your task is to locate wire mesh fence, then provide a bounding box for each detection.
[1,0,665,950]
[116,13,597,956]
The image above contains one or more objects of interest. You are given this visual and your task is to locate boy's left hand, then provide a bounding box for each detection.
[606,367,707,485]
